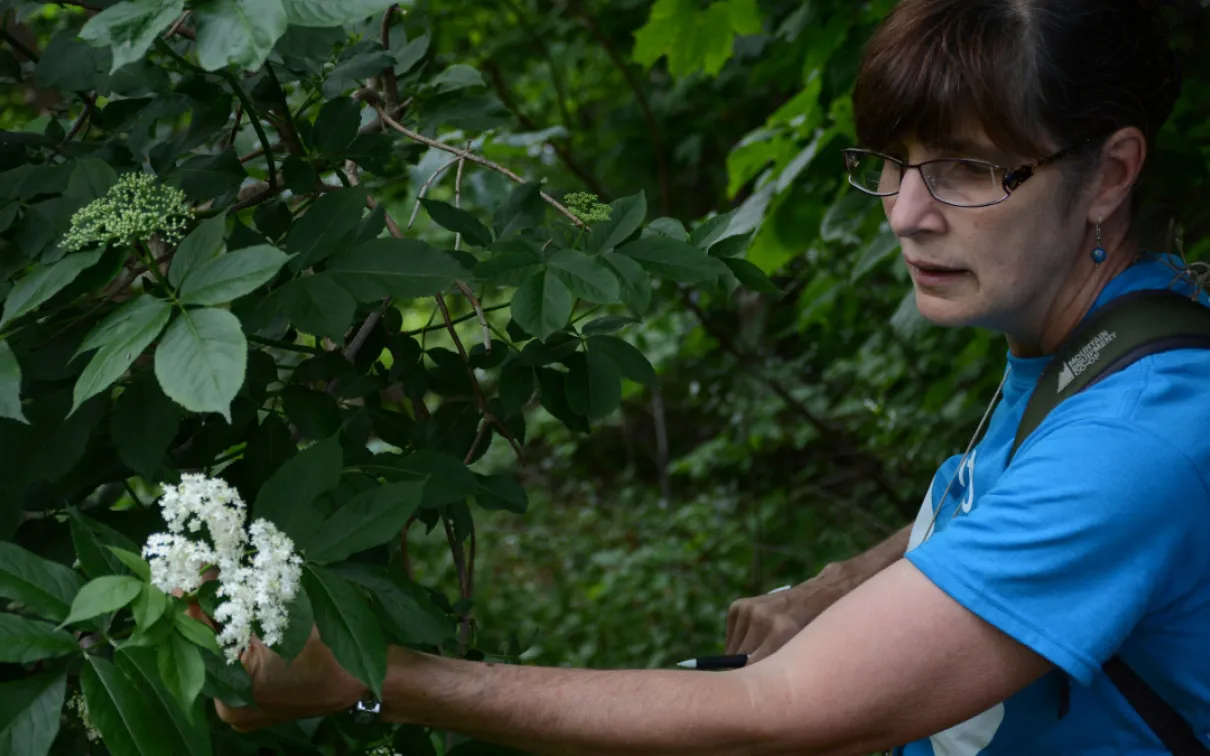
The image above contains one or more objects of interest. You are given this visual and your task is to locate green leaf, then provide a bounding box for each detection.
[0,250,103,331]
[615,237,729,284]
[158,631,205,718]
[497,362,534,416]
[170,149,248,202]
[35,30,110,92]
[393,34,430,75]
[587,335,657,386]
[178,244,289,306]
[493,181,546,239]
[643,217,689,242]
[322,50,395,98]
[548,249,621,304]
[565,351,621,420]
[60,575,143,627]
[0,543,83,623]
[201,647,253,707]
[689,209,739,250]
[312,96,361,157]
[588,192,646,253]
[373,450,476,507]
[0,614,78,663]
[154,308,247,421]
[286,187,367,270]
[723,257,781,294]
[173,612,222,657]
[474,473,528,514]
[632,0,762,78]
[0,341,26,423]
[421,199,493,248]
[337,564,454,647]
[72,295,172,413]
[194,0,289,72]
[580,316,638,336]
[305,481,426,564]
[70,511,139,580]
[80,0,185,73]
[474,251,542,287]
[84,655,189,756]
[0,670,65,756]
[327,238,467,302]
[273,586,313,661]
[709,230,754,258]
[105,548,150,582]
[131,585,170,630]
[429,64,485,93]
[602,252,651,315]
[536,366,589,432]
[511,269,572,342]
[282,0,399,26]
[116,648,211,755]
[304,565,386,698]
[169,214,227,289]
[66,158,120,202]
[273,274,356,341]
[112,372,180,479]
[253,434,342,543]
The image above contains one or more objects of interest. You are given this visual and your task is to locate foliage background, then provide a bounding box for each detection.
[0,0,1206,754]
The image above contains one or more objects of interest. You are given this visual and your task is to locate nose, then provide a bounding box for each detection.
[885,167,945,238]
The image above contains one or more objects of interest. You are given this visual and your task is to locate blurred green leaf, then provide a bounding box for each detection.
[153,308,247,422]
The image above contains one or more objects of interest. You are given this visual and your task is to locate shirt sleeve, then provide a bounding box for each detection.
[905,417,1210,686]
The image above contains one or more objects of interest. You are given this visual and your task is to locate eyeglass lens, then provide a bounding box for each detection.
[846,153,1007,207]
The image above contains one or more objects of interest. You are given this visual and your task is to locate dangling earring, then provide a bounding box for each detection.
[1091,220,1108,266]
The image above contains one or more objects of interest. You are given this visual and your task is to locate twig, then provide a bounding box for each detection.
[223,72,277,191]
[442,516,473,653]
[380,5,401,111]
[400,514,416,581]
[1,29,38,63]
[163,10,192,40]
[373,103,587,229]
[482,59,606,197]
[247,334,324,355]
[404,303,509,336]
[226,103,243,149]
[406,156,461,230]
[681,293,909,513]
[436,293,525,461]
[264,64,304,156]
[63,94,96,142]
[452,141,491,353]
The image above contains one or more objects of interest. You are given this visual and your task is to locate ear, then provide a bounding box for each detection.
[1087,126,1148,223]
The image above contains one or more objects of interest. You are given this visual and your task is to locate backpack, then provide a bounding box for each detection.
[1008,287,1210,755]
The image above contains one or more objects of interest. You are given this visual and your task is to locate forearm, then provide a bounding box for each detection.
[835,524,911,589]
[381,649,801,756]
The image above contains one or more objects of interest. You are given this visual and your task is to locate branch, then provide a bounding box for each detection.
[226,103,243,149]
[0,29,38,64]
[406,156,460,230]
[442,515,473,653]
[680,293,910,512]
[163,11,193,40]
[452,141,491,353]
[482,59,607,197]
[223,72,277,191]
[380,5,401,111]
[63,94,96,142]
[372,103,588,230]
[571,1,671,215]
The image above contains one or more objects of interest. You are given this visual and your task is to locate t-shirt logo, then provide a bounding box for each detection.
[1056,330,1117,392]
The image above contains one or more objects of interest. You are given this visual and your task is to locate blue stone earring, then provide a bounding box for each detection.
[1091,220,1107,265]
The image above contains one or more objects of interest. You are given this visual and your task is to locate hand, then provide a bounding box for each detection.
[214,627,367,732]
[724,563,853,663]
[182,594,365,732]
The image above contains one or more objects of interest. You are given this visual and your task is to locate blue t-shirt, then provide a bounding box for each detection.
[899,253,1210,755]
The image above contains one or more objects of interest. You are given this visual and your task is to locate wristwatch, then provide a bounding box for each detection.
[350,692,382,725]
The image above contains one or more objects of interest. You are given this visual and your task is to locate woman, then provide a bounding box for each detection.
[216,1,1210,753]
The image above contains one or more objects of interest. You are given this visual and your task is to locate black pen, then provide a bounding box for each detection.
[676,654,749,670]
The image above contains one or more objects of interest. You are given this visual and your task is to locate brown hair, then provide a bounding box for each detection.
[852,0,1182,164]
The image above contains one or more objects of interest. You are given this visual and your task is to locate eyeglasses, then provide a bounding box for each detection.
[841,140,1091,208]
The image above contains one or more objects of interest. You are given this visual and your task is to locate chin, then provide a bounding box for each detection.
[913,290,979,329]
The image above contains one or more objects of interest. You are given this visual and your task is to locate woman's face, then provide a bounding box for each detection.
[881,127,1089,345]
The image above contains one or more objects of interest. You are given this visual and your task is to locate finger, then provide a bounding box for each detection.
[725,605,749,655]
[725,600,743,650]
[728,609,757,656]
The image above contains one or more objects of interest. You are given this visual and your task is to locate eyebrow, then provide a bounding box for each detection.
[923,138,1015,164]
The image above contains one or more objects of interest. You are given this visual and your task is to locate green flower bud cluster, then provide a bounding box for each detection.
[62,172,193,252]
[564,192,612,224]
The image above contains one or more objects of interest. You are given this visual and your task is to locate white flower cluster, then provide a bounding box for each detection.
[142,473,303,663]
[62,172,193,252]
[68,691,100,742]
[367,746,402,756]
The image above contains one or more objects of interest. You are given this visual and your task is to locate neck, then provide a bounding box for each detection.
[1005,237,1140,358]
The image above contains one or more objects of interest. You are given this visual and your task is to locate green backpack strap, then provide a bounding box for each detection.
[1005,287,1210,755]
[1008,288,1210,464]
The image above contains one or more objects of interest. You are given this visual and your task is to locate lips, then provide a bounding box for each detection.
[904,256,962,273]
